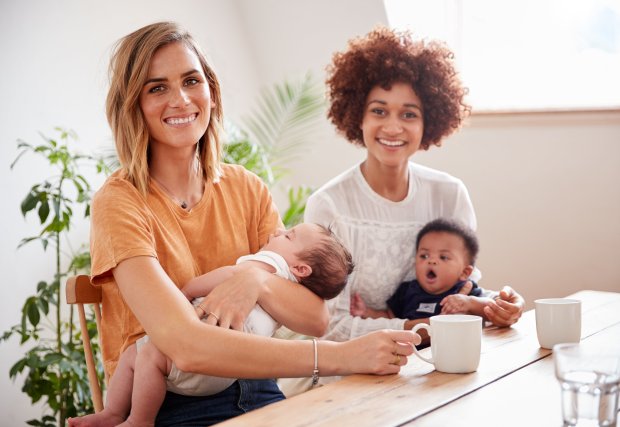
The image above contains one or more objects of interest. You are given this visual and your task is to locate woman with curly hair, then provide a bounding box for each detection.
[279,27,525,395]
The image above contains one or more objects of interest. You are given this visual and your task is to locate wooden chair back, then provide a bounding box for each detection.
[65,275,105,412]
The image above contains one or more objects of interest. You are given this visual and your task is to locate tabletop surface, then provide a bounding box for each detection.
[217,290,620,427]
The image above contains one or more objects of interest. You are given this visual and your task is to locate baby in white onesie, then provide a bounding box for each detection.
[82,223,353,427]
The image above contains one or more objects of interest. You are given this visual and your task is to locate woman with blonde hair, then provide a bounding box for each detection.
[82,22,419,426]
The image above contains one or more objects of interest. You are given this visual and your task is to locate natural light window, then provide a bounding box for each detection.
[384,0,620,112]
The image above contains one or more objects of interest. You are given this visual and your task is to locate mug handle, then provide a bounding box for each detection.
[411,323,433,364]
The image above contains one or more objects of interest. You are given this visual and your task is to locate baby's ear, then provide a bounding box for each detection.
[291,263,313,279]
[459,265,474,281]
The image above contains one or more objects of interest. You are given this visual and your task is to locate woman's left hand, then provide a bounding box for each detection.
[199,268,262,331]
[483,285,525,327]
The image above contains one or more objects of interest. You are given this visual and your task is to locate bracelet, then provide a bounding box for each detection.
[311,338,319,387]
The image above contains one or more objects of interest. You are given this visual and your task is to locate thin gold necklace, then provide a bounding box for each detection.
[151,177,189,209]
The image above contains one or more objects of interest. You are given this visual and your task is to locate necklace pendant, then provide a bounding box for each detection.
[180,201,188,209]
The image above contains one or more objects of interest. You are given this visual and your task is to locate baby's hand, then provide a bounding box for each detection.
[350,293,369,318]
[440,294,472,314]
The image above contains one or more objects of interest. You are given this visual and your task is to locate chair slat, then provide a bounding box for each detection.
[65,275,104,412]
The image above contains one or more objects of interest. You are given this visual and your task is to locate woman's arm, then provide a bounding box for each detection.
[198,266,329,336]
[113,255,419,378]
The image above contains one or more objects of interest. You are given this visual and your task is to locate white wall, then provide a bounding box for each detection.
[2,0,619,423]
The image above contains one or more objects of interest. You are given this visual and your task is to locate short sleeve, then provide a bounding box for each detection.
[90,178,157,285]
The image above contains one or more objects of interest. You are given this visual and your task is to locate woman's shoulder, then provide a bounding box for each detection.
[91,170,152,223]
[93,169,142,203]
[409,162,467,193]
[218,163,265,187]
[409,162,462,183]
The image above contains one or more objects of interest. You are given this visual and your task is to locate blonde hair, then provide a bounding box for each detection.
[106,21,223,195]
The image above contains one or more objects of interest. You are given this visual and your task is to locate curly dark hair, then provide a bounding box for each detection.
[326,26,470,149]
[416,218,479,265]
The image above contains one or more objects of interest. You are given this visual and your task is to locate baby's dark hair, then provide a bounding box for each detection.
[326,26,470,150]
[416,218,479,265]
[297,225,354,300]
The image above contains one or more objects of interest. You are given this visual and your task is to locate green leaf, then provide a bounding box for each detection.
[9,358,28,378]
[281,185,313,227]
[21,191,39,216]
[37,297,49,316]
[41,353,63,367]
[38,200,50,224]
[17,236,38,249]
[10,148,29,169]
[37,281,47,292]
[238,73,324,178]
[26,298,41,327]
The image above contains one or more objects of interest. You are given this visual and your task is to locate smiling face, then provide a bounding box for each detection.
[415,231,473,295]
[139,42,212,154]
[360,82,424,170]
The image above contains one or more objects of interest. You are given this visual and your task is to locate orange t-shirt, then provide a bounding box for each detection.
[90,164,282,376]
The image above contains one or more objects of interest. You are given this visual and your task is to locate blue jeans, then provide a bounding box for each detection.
[155,379,285,426]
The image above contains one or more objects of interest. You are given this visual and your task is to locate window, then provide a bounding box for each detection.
[384,0,620,112]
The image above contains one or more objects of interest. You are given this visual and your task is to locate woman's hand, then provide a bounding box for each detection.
[483,285,525,327]
[199,268,263,331]
[337,330,421,375]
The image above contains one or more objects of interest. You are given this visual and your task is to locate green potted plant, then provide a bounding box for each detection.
[1,128,110,427]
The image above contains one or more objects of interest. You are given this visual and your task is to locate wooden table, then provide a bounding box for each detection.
[218,290,620,426]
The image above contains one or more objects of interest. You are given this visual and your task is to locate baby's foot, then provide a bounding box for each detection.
[67,409,124,427]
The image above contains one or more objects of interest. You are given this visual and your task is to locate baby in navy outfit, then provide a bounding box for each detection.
[351,218,494,321]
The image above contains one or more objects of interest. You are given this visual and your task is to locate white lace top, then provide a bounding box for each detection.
[305,161,479,341]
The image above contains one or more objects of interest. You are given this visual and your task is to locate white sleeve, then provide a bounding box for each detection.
[305,191,407,342]
[323,282,407,341]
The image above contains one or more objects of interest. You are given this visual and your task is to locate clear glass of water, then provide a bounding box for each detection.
[554,343,620,426]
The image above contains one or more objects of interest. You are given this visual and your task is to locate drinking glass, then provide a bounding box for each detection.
[554,343,620,426]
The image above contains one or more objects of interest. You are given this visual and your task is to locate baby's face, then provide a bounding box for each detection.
[414,231,471,295]
[262,223,324,266]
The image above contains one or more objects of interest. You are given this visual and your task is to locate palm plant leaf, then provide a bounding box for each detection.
[240,73,325,172]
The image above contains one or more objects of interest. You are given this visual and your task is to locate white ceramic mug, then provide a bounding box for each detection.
[534,298,581,349]
[411,314,482,373]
